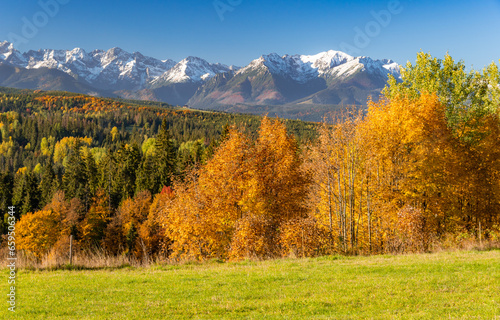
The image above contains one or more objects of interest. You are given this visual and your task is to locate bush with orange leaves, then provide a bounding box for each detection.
[138,188,173,259]
[384,206,429,254]
[79,189,111,249]
[16,209,62,260]
[229,214,277,260]
[279,216,331,258]
[102,190,172,260]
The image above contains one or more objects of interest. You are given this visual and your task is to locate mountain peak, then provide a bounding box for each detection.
[236,49,399,84]
[184,56,205,62]
[300,51,354,70]
[262,53,282,60]
[151,56,231,86]
[0,42,401,115]
[0,41,13,51]
[0,43,179,90]
[108,47,124,54]
[0,42,16,57]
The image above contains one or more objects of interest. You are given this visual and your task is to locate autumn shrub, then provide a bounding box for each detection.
[16,209,62,260]
[47,235,72,265]
[102,215,126,255]
[393,206,429,253]
[229,214,278,260]
[116,190,152,258]
[138,189,172,259]
[79,189,110,249]
[280,216,331,258]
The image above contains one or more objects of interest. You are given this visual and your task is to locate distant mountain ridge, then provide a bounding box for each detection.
[189,51,399,109]
[0,41,401,120]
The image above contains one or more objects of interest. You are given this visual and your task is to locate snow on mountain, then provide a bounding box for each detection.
[0,41,400,90]
[236,50,400,84]
[0,42,177,90]
[86,47,176,89]
[150,56,231,86]
[0,41,401,111]
[0,41,27,66]
[300,50,353,72]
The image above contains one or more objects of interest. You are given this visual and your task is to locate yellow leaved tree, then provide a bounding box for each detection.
[161,117,311,261]
[16,210,62,259]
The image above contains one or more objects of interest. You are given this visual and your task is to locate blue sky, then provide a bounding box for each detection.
[0,0,499,69]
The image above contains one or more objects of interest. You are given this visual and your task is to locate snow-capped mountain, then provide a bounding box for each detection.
[0,41,177,91]
[0,41,27,66]
[237,50,350,83]
[88,47,176,90]
[0,41,401,119]
[236,51,399,84]
[149,56,232,87]
[188,51,400,109]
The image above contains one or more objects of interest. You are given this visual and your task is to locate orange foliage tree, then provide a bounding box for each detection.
[79,189,111,249]
[16,209,62,259]
[160,117,311,261]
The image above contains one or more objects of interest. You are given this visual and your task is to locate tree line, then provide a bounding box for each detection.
[5,53,500,261]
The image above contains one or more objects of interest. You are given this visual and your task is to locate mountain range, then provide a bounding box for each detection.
[0,41,400,120]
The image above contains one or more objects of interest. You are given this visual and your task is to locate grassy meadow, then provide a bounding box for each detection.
[1,250,499,319]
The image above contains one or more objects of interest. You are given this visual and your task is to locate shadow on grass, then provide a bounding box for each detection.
[22,263,136,272]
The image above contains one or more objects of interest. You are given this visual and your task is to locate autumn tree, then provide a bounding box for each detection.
[384,52,500,144]
[383,53,500,238]
[79,189,111,249]
[163,127,251,260]
[233,117,310,258]
[16,209,62,259]
[162,117,311,260]
[139,187,174,258]
[116,190,152,257]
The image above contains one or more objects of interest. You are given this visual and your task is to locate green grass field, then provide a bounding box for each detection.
[2,250,499,319]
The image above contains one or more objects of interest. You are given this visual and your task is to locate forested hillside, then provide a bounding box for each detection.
[0,88,316,232]
[3,53,500,264]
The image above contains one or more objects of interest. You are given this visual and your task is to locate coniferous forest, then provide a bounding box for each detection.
[2,53,500,263]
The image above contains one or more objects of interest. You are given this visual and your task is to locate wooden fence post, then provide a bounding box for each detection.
[69,235,73,265]
[479,221,482,247]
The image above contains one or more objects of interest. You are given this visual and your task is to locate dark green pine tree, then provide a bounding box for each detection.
[98,151,122,210]
[153,118,177,193]
[204,138,218,163]
[39,158,58,207]
[204,123,230,162]
[62,140,87,202]
[0,171,14,234]
[135,153,156,195]
[82,149,98,211]
[13,172,41,217]
[126,221,138,257]
[117,143,141,201]
[0,171,14,210]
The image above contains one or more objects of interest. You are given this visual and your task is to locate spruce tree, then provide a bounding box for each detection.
[0,171,13,234]
[136,154,156,195]
[62,140,86,201]
[153,118,176,193]
[12,172,41,216]
[40,158,57,207]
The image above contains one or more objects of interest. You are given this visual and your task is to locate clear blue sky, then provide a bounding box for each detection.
[0,0,499,69]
